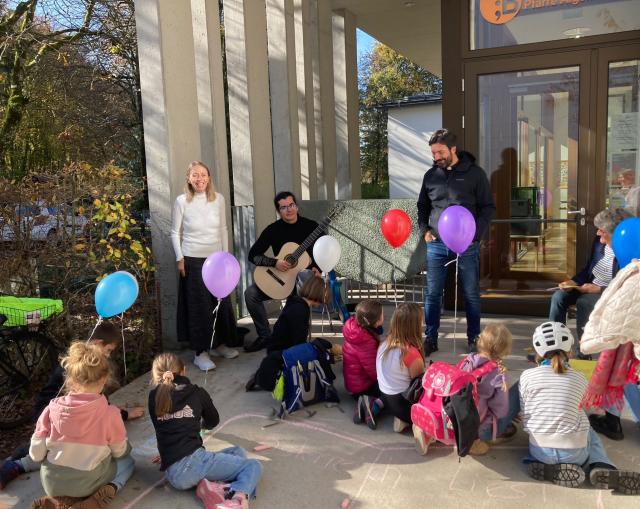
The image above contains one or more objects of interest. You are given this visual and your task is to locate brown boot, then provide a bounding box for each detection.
[469,439,490,456]
[32,496,84,509]
[69,485,116,509]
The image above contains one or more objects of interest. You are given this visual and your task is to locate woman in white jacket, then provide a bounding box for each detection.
[171,161,239,371]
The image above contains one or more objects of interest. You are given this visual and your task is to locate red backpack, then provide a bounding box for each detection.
[411,359,497,456]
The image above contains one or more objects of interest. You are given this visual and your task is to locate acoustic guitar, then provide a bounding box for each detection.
[253,205,343,299]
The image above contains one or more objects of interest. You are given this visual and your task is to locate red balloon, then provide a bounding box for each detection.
[381,209,412,248]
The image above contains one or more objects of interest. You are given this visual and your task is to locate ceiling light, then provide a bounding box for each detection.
[563,27,591,39]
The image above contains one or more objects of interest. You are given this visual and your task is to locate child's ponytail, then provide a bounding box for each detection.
[549,351,569,374]
[151,353,185,417]
[61,342,111,392]
[354,300,383,342]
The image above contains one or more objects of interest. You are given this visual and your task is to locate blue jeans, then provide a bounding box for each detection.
[425,240,481,344]
[111,455,135,491]
[548,289,600,345]
[527,429,615,472]
[479,382,521,441]
[605,383,640,423]
[166,446,262,498]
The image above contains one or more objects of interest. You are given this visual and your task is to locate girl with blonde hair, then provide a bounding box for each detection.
[171,161,240,372]
[30,342,134,509]
[375,303,425,432]
[149,353,262,509]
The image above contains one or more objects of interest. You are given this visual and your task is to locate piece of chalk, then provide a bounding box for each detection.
[341,498,350,508]
[253,444,272,452]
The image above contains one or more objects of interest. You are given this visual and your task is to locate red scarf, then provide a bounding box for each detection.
[581,343,639,411]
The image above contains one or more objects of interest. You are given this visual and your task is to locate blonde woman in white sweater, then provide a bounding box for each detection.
[171,161,239,371]
[520,321,639,494]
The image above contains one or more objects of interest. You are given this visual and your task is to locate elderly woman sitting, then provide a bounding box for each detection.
[548,208,631,358]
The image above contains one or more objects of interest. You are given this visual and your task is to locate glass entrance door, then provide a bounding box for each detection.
[465,52,593,300]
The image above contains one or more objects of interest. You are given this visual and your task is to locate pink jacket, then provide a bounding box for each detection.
[342,317,379,395]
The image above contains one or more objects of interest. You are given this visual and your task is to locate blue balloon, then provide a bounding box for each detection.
[95,271,139,318]
[612,218,640,269]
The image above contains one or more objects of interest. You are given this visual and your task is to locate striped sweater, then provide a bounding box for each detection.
[519,365,590,449]
[29,393,131,497]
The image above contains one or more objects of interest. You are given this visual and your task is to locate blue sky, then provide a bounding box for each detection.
[357,29,377,62]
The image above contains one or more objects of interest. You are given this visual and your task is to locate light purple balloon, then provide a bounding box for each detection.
[437,205,477,255]
[201,252,241,299]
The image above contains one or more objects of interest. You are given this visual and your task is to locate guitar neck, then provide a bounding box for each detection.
[292,219,330,259]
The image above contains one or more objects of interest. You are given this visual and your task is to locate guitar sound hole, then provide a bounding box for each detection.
[284,255,298,268]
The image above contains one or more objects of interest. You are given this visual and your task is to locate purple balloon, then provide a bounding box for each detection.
[437,205,477,255]
[201,252,241,299]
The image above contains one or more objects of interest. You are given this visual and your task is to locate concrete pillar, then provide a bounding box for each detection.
[317,0,337,200]
[266,0,301,197]
[308,0,325,199]
[333,9,360,199]
[223,0,276,234]
[190,0,232,247]
[135,0,201,347]
[293,0,318,200]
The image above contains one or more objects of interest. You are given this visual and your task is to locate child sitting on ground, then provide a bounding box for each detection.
[458,324,516,455]
[30,342,135,508]
[245,276,328,392]
[376,303,425,433]
[149,353,262,509]
[0,322,144,491]
[520,321,640,494]
[343,300,385,429]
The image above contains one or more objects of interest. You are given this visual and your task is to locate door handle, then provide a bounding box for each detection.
[567,207,586,225]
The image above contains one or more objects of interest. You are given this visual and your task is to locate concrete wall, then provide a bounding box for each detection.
[300,199,425,284]
[387,102,442,199]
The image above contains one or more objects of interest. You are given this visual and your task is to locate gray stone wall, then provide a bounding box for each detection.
[300,199,425,284]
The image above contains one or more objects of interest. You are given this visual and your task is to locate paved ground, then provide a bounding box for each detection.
[2,307,639,509]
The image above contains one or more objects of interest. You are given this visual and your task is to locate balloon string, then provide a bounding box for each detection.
[86,316,104,344]
[120,312,127,381]
[204,300,222,386]
[321,273,328,336]
[392,269,398,308]
[453,254,459,354]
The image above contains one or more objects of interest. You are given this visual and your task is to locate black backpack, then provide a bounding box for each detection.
[443,383,481,458]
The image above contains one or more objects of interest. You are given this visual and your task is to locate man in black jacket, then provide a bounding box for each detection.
[244,191,320,352]
[417,129,496,355]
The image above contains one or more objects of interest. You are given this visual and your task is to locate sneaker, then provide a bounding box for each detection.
[0,459,25,490]
[196,479,227,509]
[393,417,410,433]
[245,372,258,392]
[216,496,248,509]
[469,439,490,456]
[362,396,377,430]
[589,466,640,495]
[352,396,364,425]
[32,496,83,509]
[244,336,267,353]
[589,412,624,441]
[424,341,438,357]
[527,462,585,488]
[69,484,116,509]
[210,344,239,359]
[412,424,433,456]
[194,352,217,371]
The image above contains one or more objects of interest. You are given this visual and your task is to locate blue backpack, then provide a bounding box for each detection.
[280,343,339,415]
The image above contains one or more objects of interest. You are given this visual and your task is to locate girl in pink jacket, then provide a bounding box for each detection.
[342,300,384,430]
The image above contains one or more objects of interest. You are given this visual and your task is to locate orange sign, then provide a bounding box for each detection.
[480,0,522,24]
[480,0,585,25]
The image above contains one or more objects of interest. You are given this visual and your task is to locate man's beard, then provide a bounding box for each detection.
[435,156,450,168]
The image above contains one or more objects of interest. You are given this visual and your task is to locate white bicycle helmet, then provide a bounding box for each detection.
[532,321,574,357]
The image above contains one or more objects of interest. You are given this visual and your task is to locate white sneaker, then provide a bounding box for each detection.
[194,352,216,371]
[210,344,239,359]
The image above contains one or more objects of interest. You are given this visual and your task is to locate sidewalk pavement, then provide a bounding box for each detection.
[2,306,639,509]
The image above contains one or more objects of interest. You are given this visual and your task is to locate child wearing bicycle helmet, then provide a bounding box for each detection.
[520,321,640,494]
[29,341,135,508]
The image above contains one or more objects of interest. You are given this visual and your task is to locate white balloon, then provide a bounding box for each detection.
[313,235,341,273]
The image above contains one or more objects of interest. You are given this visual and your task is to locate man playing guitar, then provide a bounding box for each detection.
[244,191,321,352]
